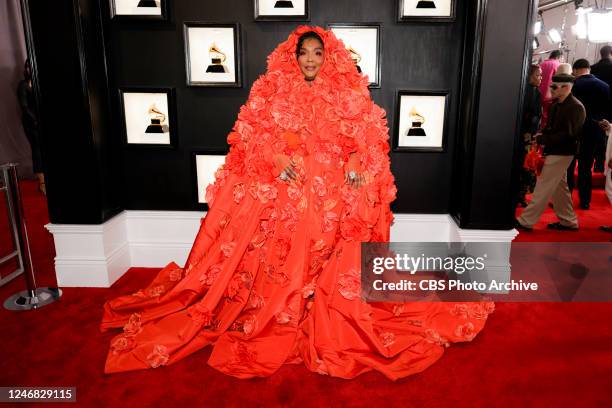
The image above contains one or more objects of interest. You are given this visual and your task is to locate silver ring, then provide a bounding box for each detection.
[348,171,357,181]
[279,171,288,181]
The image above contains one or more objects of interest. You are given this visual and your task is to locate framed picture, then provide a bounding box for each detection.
[254,0,310,21]
[393,90,450,152]
[118,87,177,148]
[110,0,168,21]
[397,0,456,22]
[184,23,242,87]
[328,23,382,88]
[192,150,228,210]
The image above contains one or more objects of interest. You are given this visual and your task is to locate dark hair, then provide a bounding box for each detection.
[601,45,612,58]
[549,50,562,59]
[296,31,324,58]
[529,64,541,76]
[572,58,590,70]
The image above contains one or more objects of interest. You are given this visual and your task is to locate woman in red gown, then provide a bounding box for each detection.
[100,25,494,380]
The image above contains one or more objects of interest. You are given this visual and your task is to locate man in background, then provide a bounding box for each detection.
[568,59,610,209]
[591,45,612,89]
[516,72,585,231]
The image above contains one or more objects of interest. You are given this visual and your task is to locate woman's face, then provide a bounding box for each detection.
[297,38,325,81]
[529,67,542,87]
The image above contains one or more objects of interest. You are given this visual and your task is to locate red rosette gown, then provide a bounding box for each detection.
[100,25,494,380]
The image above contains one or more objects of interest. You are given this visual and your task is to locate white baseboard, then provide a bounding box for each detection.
[45,213,130,287]
[44,210,518,288]
[390,214,452,242]
[125,210,203,267]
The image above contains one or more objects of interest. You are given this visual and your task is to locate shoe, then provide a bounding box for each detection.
[599,226,612,233]
[513,219,532,231]
[547,222,578,231]
[579,203,589,210]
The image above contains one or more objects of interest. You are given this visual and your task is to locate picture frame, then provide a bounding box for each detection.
[254,0,310,21]
[192,149,229,211]
[118,87,177,148]
[183,22,242,87]
[110,0,168,21]
[397,0,456,22]
[327,23,382,89]
[393,90,450,152]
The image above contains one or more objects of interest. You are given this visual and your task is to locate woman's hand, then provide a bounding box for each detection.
[344,152,365,189]
[273,153,299,182]
[345,171,365,189]
[599,119,610,133]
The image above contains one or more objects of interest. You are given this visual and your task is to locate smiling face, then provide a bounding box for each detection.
[297,37,325,81]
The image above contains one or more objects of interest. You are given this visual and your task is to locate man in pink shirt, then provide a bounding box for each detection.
[539,50,563,128]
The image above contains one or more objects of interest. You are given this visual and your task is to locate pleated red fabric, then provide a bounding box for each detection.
[100,25,494,380]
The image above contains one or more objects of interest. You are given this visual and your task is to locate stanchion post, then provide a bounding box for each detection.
[1,163,62,310]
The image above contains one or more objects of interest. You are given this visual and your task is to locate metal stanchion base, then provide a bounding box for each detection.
[3,287,62,311]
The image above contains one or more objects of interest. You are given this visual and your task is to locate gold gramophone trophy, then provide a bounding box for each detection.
[347,46,363,74]
[274,0,294,8]
[137,0,158,7]
[416,0,437,8]
[206,43,228,73]
[145,104,167,134]
[407,106,427,136]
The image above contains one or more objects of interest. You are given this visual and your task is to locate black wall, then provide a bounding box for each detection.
[22,0,122,224]
[24,0,535,230]
[107,0,468,213]
[452,0,536,228]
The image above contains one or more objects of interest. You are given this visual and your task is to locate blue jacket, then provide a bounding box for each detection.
[572,74,610,121]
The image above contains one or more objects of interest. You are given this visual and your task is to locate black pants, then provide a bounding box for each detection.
[22,118,44,174]
[567,131,606,206]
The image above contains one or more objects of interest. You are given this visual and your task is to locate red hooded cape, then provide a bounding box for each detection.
[205,25,397,236]
[100,26,492,381]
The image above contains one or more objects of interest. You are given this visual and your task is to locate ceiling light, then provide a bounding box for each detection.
[534,21,542,35]
[548,28,562,43]
[587,11,612,42]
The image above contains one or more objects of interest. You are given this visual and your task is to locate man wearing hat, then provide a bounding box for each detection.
[516,70,586,231]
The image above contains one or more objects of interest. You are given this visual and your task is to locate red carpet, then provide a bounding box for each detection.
[1,179,611,406]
